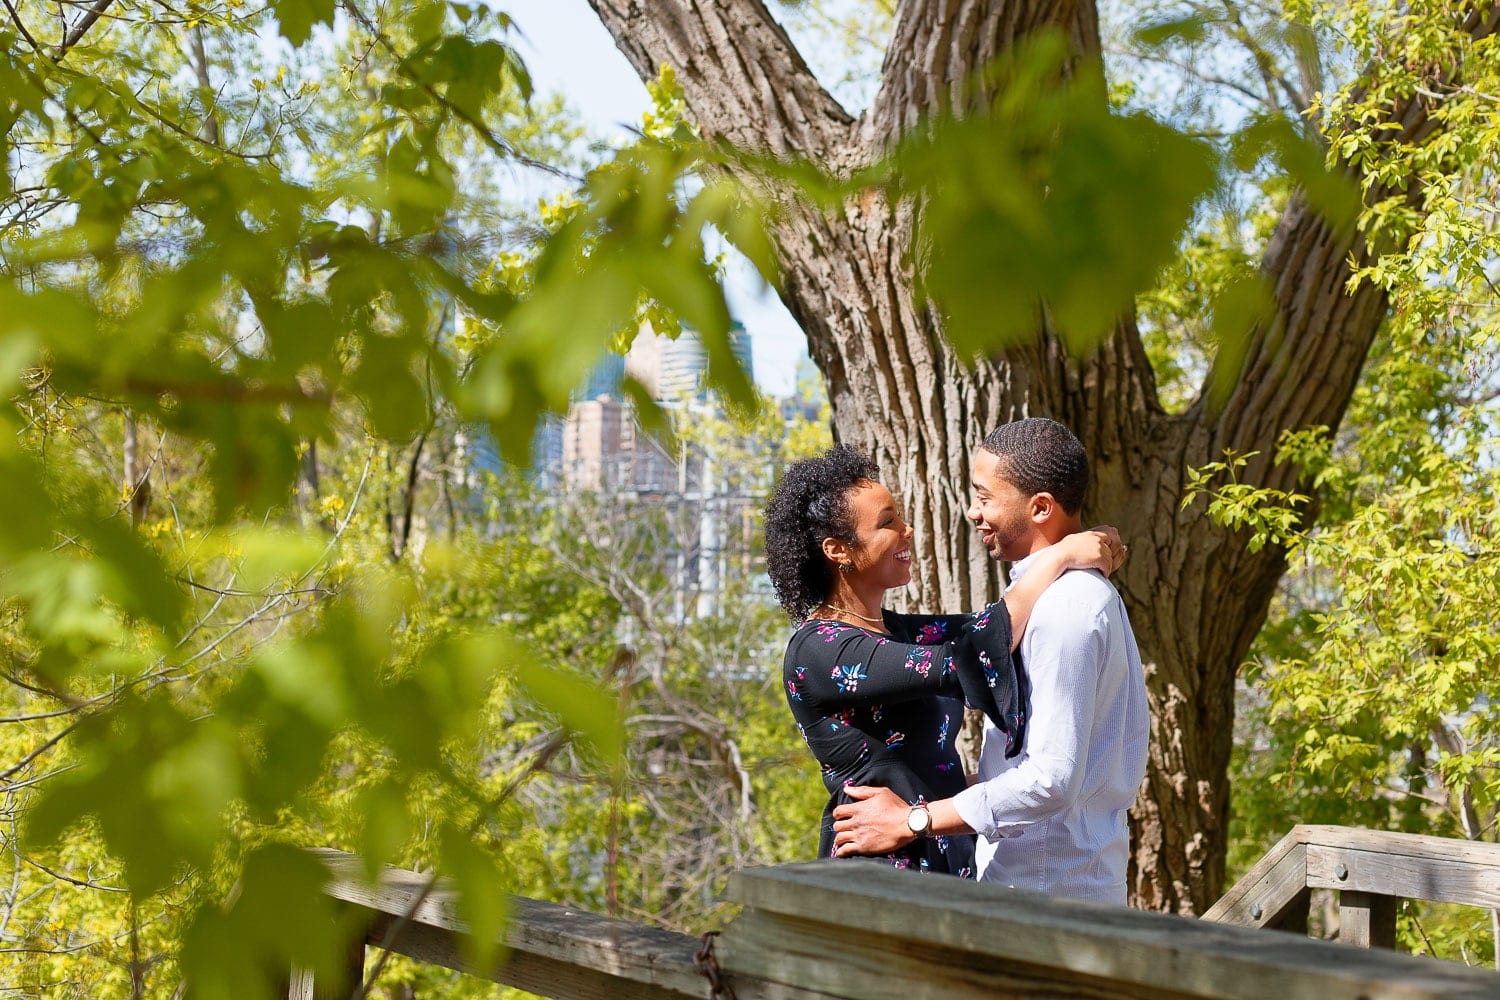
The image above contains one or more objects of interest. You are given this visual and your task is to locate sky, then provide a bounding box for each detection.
[504,0,812,397]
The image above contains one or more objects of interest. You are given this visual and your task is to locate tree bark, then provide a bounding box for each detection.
[123,408,151,527]
[585,0,1499,913]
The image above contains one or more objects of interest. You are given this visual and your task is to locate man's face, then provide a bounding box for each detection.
[967,449,1034,562]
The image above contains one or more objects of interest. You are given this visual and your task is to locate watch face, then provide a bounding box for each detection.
[907,806,930,835]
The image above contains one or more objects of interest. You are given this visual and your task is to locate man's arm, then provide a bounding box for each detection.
[830,785,971,856]
[832,585,1108,854]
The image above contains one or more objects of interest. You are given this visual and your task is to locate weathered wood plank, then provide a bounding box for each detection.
[1338,891,1398,949]
[309,849,807,999]
[363,911,705,1000]
[1202,831,1310,931]
[723,861,1500,1000]
[1299,826,1500,869]
[286,969,313,1000]
[311,850,707,998]
[722,908,1207,1000]
[1305,842,1500,908]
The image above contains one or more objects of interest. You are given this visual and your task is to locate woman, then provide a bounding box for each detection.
[763,445,1120,875]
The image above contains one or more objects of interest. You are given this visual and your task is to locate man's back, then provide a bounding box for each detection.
[956,562,1148,904]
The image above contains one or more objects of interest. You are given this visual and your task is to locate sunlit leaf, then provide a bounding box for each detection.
[515,661,622,761]
[441,825,511,971]
[273,0,336,46]
[1206,269,1277,410]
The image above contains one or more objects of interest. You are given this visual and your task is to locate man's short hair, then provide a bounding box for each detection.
[980,418,1088,515]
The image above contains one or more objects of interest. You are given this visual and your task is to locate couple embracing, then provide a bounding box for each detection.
[763,418,1148,906]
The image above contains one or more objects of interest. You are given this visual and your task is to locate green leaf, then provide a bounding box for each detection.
[182,845,362,1000]
[1206,270,1277,411]
[1134,15,1209,48]
[899,39,1217,357]
[273,0,336,46]
[515,661,622,762]
[1233,116,1360,229]
[441,826,511,971]
[351,333,430,440]
[357,781,412,877]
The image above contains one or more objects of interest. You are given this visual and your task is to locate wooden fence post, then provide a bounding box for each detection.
[1338,891,1398,949]
[286,904,366,1000]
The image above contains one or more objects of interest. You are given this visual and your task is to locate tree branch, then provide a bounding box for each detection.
[868,0,1102,145]
[1,0,40,52]
[56,0,116,62]
[586,0,853,161]
[1198,3,1500,474]
[341,0,579,181]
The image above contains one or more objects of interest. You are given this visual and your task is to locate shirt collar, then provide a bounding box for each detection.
[1006,550,1041,583]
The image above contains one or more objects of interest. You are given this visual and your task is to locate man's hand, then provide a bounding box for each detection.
[831,785,915,856]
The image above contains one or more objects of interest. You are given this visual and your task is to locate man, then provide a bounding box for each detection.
[831,418,1149,905]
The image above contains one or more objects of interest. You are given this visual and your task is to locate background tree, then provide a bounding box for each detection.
[583,0,1500,911]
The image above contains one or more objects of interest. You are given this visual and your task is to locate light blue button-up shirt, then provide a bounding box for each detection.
[952,551,1149,904]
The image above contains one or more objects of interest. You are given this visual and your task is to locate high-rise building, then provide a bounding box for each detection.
[560,397,626,491]
[527,319,772,621]
[576,351,626,402]
[629,322,754,402]
[559,396,680,493]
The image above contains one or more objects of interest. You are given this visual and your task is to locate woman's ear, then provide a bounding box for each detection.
[820,535,850,572]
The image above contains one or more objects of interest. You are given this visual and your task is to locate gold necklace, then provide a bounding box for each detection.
[817,602,884,625]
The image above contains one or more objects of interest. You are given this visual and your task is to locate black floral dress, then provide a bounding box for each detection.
[781,604,1026,876]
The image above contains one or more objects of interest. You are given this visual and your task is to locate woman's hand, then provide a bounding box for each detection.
[1057,525,1126,577]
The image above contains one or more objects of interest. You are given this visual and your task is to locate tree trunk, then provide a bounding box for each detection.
[123,408,151,527]
[585,0,1498,913]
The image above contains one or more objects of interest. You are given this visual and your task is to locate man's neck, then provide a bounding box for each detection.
[1008,520,1085,578]
[1018,518,1083,559]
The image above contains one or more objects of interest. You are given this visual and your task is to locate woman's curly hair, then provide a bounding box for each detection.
[763,444,879,621]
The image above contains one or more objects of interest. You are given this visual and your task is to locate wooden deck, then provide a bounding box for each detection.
[294,825,1500,999]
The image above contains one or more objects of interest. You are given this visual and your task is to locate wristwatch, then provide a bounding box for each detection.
[906,803,932,837]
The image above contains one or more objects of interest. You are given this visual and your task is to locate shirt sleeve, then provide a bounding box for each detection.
[952,603,1108,841]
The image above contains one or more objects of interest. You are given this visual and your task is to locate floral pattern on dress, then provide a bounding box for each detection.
[904,646,934,678]
[815,622,849,643]
[787,665,807,701]
[978,648,1000,688]
[832,662,867,693]
[915,620,948,645]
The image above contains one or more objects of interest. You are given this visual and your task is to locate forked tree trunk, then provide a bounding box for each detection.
[586,0,1499,913]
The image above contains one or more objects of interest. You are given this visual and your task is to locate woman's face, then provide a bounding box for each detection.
[840,480,914,590]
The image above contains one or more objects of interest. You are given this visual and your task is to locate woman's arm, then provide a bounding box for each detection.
[785,623,969,710]
[1002,527,1123,649]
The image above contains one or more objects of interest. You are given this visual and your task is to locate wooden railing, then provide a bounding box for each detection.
[1202,824,1500,949]
[295,829,1500,999]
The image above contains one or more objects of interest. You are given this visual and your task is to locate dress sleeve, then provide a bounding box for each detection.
[785,608,1024,754]
[936,603,1025,758]
[883,611,974,646]
[784,620,963,709]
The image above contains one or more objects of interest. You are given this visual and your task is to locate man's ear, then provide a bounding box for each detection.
[1029,492,1058,524]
